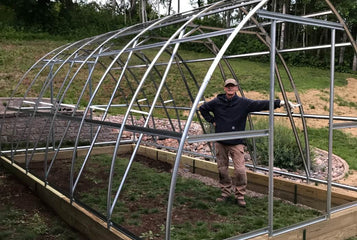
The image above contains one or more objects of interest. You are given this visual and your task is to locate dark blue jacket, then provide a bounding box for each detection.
[199,93,281,145]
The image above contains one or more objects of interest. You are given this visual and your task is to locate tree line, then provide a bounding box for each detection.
[0,0,356,72]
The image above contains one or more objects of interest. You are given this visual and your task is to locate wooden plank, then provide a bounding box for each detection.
[12,144,133,163]
[268,207,357,240]
[135,146,356,210]
[13,150,74,163]
[137,146,158,161]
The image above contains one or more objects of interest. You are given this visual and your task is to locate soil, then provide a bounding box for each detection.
[0,166,87,240]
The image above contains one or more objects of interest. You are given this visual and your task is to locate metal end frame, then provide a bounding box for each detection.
[0,0,356,239]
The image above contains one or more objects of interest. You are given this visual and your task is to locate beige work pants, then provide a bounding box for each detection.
[215,142,247,200]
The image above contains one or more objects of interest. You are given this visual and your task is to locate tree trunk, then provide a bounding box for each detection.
[141,0,147,23]
[168,0,172,15]
[353,34,357,72]
[279,2,286,50]
[197,0,203,7]
[292,2,298,47]
[129,0,137,23]
[317,29,325,57]
[338,32,347,65]
[226,10,231,28]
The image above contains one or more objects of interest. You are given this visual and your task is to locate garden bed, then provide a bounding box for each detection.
[24,153,321,240]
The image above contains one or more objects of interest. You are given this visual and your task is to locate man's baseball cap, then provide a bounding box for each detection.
[224,78,238,87]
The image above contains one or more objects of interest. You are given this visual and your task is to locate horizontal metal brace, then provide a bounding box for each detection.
[225,228,269,240]
[130,109,149,115]
[90,106,106,111]
[31,110,183,140]
[109,42,350,71]
[89,27,235,59]
[333,122,357,129]
[92,103,191,111]
[257,10,344,30]
[60,103,75,108]
[1,140,133,155]
[22,100,75,109]
[251,112,357,122]
[23,100,36,105]
[9,106,51,110]
[91,104,128,108]
[42,59,96,64]
[186,129,269,143]
[163,99,174,104]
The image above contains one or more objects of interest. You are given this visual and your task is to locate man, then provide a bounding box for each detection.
[199,78,298,207]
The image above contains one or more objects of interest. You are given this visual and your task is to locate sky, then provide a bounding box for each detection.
[165,0,196,13]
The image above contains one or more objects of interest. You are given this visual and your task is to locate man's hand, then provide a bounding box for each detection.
[280,100,300,113]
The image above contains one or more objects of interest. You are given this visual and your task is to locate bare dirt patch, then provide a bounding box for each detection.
[244,78,357,136]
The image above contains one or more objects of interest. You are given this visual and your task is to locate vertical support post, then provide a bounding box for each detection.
[268,20,277,236]
[88,64,93,142]
[49,64,55,150]
[327,28,336,217]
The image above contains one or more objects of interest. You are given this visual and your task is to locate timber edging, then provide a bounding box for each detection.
[136,145,357,210]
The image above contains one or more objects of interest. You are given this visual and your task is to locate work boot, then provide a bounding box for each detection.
[236,198,246,208]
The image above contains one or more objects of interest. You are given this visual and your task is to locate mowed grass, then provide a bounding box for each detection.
[0,39,354,97]
[76,154,321,239]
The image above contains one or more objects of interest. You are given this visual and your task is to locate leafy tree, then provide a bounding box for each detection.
[0,0,355,70]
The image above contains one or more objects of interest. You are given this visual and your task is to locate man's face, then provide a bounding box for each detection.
[224,84,238,98]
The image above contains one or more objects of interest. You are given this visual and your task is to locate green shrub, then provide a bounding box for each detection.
[246,119,309,171]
